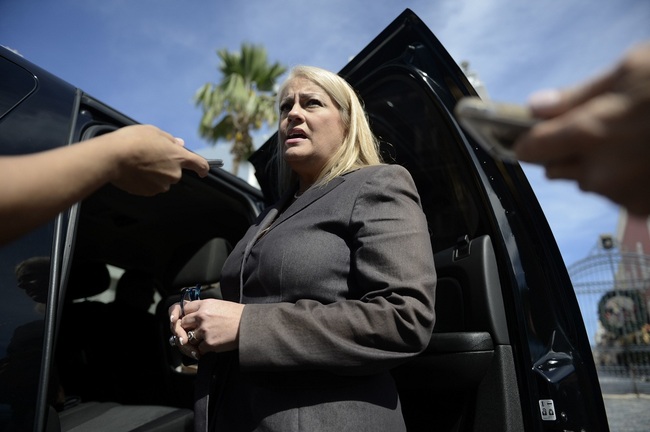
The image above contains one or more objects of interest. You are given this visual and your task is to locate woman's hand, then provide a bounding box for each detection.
[169,299,244,359]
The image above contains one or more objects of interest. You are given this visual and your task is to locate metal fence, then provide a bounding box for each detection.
[569,238,650,395]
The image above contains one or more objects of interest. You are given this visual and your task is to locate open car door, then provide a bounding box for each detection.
[251,8,608,432]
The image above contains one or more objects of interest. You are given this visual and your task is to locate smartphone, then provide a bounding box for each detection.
[207,159,224,170]
[454,97,540,162]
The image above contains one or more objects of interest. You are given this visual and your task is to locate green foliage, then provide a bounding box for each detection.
[195,43,286,175]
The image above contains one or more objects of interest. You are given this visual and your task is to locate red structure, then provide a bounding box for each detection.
[617,212,650,256]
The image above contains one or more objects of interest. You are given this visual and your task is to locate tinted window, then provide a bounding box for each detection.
[0,56,37,120]
[359,72,485,253]
[0,225,55,430]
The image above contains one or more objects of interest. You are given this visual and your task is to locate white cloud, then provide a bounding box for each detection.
[417,0,650,101]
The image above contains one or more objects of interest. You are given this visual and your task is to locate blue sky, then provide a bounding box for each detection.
[2,0,650,271]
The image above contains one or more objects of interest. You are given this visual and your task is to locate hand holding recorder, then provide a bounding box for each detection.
[456,42,650,215]
[516,42,650,216]
[454,97,539,162]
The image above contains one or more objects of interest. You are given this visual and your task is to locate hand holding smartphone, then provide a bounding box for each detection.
[207,159,224,170]
[454,97,540,162]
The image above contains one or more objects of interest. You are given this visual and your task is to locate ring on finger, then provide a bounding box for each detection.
[187,330,200,345]
[169,335,177,347]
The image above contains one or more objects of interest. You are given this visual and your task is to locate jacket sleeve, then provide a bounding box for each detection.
[238,165,437,375]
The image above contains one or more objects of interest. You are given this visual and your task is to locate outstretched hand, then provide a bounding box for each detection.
[108,125,210,196]
[514,42,650,215]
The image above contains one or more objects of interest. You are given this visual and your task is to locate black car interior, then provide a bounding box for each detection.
[49,168,259,431]
[393,235,522,431]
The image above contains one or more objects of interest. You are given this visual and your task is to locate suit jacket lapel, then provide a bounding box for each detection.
[273,176,346,228]
[238,207,279,302]
[237,176,346,302]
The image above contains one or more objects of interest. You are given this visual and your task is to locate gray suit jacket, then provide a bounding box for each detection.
[200,164,436,432]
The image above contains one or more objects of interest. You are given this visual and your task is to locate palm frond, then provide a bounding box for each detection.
[195,43,286,174]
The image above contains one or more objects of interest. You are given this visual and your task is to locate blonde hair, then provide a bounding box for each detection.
[273,65,382,195]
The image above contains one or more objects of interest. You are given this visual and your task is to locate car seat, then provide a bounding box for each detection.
[53,261,194,432]
[57,260,115,402]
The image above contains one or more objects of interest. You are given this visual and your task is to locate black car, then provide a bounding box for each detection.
[0,9,608,432]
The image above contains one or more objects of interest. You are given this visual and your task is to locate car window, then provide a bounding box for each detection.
[358,71,486,253]
[0,56,37,120]
[0,224,55,431]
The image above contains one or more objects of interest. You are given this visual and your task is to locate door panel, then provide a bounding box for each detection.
[393,235,523,432]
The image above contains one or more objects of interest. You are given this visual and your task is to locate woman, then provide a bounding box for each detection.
[169,66,436,431]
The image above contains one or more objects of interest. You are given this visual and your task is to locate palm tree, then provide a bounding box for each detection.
[195,43,286,176]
